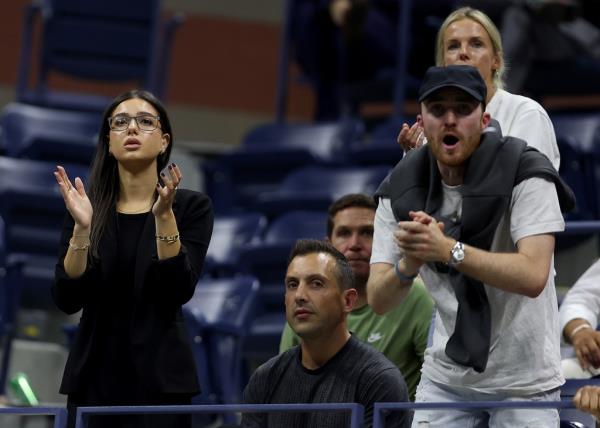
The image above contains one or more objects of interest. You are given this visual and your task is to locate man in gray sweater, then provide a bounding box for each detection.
[242,239,410,428]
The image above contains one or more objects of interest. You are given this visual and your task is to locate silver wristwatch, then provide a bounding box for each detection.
[448,241,465,267]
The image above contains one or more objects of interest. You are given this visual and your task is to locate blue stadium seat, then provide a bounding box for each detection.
[239,211,328,290]
[255,165,389,217]
[347,116,406,167]
[15,0,183,113]
[0,157,88,309]
[0,102,99,165]
[551,113,600,219]
[204,119,364,214]
[203,212,267,278]
[183,276,260,412]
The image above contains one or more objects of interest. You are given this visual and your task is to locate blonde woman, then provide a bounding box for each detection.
[398,6,560,171]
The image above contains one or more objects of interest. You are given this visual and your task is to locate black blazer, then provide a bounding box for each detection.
[52,189,213,395]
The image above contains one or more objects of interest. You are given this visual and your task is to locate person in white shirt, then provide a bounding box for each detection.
[559,259,600,378]
[368,64,574,427]
[398,6,560,171]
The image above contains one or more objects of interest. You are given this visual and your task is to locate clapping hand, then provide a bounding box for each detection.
[394,211,449,264]
[397,117,425,152]
[153,163,181,217]
[54,166,92,229]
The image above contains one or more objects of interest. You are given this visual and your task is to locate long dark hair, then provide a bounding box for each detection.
[87,89,173,258]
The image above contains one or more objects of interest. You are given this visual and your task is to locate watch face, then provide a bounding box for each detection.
[451,242,465,265]
[454,247,465,260]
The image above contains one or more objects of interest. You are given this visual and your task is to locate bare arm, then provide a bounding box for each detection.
[456,233,554,297]
[54,166,92,278]
[398,210,554,298]
[367,199,424,314]
[367,260,416,314]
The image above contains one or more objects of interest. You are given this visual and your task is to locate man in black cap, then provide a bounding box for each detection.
[367,64,575,426]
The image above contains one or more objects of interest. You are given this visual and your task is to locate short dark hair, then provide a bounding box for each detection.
[327,193,376,238]
[288,239,355,291]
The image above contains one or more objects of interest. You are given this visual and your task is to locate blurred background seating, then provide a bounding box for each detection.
[0,0,599,414]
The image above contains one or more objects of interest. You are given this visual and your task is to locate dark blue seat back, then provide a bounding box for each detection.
[552,113,600,156]
[239,210,328,299]
[552,113,600,218]
[184,276,259,335]
[0,157,88,255]
[204,212,267,277]
[349,116,406,167]
[16,0,182,112]
[255,165,389,217]
[277,165,389,195]
[41,0,160,81]
[241,119,364,160]
[205,119,364,214]
[263,211,328,245]
[183,276,260,408]
[0,102,100,165]
[0,157,88,310]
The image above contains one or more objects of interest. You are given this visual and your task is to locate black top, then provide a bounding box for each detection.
[53,189,214,397]
[242,335,411,428]
[84,212,147,401]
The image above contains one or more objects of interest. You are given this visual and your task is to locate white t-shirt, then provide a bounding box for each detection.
[559,259,600,343]
[487,89,560,170]
[371,177,565,395]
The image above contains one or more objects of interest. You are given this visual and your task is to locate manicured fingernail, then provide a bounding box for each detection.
[160,172,166,177]
[168,165,172,169]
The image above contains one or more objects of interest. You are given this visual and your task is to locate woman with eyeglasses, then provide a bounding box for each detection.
[52,89,213,428]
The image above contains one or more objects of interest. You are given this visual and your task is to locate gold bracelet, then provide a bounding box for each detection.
[156,233,180,244]
[69,237,90,251]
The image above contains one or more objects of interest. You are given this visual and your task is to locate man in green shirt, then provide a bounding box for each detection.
[280,194,434,399]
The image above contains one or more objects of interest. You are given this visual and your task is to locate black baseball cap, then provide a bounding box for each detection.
[418,65,487,105]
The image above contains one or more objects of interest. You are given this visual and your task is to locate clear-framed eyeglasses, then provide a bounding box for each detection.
[108,114,161,132]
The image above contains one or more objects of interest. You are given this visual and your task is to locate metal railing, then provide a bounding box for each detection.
[0,406,67,428]
[373,399,590,428]
[74,403,364,428]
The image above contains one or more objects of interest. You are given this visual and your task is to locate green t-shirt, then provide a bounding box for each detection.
[279,279,434,400]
